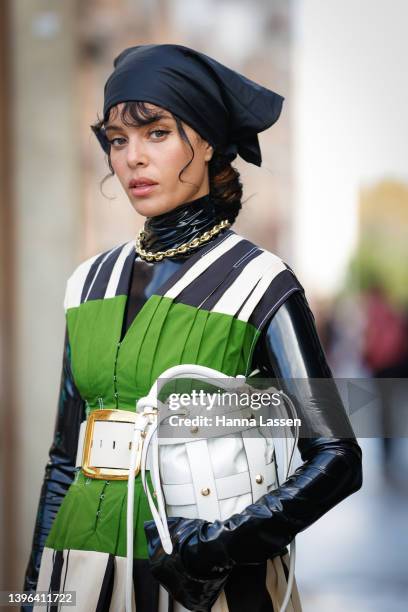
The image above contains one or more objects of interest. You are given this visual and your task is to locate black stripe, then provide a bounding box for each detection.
[96,554,115,612]
[174,242,262,309]
[133,557,160,612]
[168,593,174,612]
[224,562,274,611]
[60,549,70,612]
[86,244,125,301]
[248,268,305,330]
[49,550,64,612]
[200,246,263,311]
[156,228,235,296]
[80,252,108,304]
[115,248,136,296]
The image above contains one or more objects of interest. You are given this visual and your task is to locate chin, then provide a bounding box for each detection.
[130,195,178,218]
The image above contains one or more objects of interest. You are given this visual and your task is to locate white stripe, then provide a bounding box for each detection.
[105,241,135,299]
[63,252,102,312]
[164,233,243,299]
[61,549,109,612]
[211,251,281,317]
[238,256,287,322]
[82,245,122,303]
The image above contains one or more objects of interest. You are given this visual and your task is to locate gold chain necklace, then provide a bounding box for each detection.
[135,218,231,262]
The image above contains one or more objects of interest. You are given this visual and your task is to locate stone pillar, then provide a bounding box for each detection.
[0,0,17,592]
[10,0,80,588]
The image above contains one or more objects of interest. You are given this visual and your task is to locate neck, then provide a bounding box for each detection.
[141,193,224,257]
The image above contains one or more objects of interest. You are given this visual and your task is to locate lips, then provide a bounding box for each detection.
[129,178,158,188]
[128,179,158,197]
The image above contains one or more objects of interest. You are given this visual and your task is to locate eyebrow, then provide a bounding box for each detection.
[104,124,126,133]
[104,116,173,132]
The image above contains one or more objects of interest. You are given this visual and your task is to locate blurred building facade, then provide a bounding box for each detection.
[353,179,408,305]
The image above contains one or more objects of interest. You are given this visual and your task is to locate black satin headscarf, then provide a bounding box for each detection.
[92,43,284,167]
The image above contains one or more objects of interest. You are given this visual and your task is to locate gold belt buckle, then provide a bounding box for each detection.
[81,408,157,480]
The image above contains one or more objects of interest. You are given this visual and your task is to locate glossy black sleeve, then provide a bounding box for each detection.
[22,326,86,598]
[181,290,362,569]
[144,289,363,607]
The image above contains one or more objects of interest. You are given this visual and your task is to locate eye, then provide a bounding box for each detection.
[149,129,171,139]
[108,136,127,147]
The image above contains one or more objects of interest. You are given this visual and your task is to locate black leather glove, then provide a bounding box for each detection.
[22,326,86,607]
[144,517,233,612]
[144,436,361,606]
[143,291,363,610]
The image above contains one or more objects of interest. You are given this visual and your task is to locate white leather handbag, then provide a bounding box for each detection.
[125,364,300,612]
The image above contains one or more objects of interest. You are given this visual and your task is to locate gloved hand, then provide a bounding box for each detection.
[144,516,234,612]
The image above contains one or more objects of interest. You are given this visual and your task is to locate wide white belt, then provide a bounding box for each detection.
[75,409,154,477]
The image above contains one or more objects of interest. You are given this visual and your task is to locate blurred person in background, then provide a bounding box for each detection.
[319,293,368,378]
[361,282,408,488]
[23,44,362,612]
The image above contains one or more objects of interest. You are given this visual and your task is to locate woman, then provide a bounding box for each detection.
[23,44,362,612]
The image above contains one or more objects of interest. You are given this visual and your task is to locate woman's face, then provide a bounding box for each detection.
[105,102,213,217]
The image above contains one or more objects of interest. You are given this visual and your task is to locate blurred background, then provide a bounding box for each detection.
[1,0,407,610]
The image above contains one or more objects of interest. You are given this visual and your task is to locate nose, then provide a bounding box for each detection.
[126,135,148,167]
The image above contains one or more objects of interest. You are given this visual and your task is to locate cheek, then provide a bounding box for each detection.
[153,144,188,186]
[110,152,126,181]
[157,141,204,186]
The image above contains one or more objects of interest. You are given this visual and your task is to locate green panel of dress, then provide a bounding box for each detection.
[45,293,259,558]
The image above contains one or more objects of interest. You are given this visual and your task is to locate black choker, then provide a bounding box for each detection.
[141,193,225,257]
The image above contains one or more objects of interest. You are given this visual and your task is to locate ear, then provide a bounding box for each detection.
[204,143,214,162]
